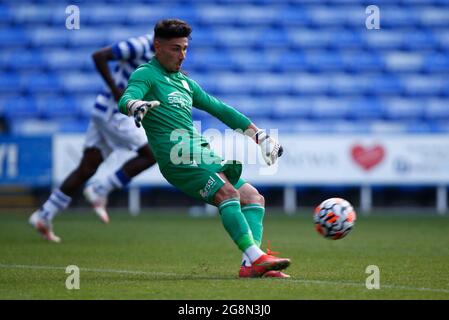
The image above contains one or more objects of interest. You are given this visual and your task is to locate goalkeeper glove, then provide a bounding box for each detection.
[254,130,284,166]
[126,99,160,128]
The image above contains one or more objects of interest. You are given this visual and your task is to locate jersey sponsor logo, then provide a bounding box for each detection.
[199,176,217,199]
[167,91,192,109]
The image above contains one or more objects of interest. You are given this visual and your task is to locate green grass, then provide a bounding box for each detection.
[0,209,448,299]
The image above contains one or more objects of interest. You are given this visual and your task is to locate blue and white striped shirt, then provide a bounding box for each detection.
[93,34,154,118]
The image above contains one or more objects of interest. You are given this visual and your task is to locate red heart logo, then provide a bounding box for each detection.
[351,144,385,171]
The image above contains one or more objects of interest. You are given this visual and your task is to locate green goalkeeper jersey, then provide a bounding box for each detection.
[118,57,251,170]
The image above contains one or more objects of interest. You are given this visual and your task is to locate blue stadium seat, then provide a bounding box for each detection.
[35,95,77,118]
[75,94,98,118]
[44,50,93,71]
[213,28,261,49]
[365,75,402,95]
[276,52,307,72]
[380,6,420,28]
[292,73,329,95]
[272,97,312,119]
[0,95,38,119]
[310,98,351,119]
[67,29,109,48]
[329,31,363,49]
[363,31,404,50]
[253,74,292,95]
[423,53,449,73]
[0,28,29,47]
[342,52,384,72]
[30,28,68,47]
[186,50,235,72]
[347,98,384,120]
[305,51,345,72]
[23,73,62,94]
[234,6,280,26]
[60,72,104,95]
[196,6,241,26]
[287,30,332,49]
[213,73,255,95]
[231,51,275,72]
[308,6,348,27]
[83,6,130,25]
[402,31,437,51]
[221,96,272,118]
[5,50,45,71]
[383,52,423,73]
[382,98,425,120]
[425,99,449,119]
[419,7,449,27]
[278,7,312,27]
[0,73,22,93]
[11,5,55,25]
[401,75,445,96]
[0,4,13,25]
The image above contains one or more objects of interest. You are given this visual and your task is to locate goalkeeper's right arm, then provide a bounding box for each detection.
[118,67,159,127]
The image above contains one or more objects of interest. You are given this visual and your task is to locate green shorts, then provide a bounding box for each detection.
[160,155,246,205]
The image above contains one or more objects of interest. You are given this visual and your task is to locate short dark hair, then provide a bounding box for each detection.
[154,19,192,40]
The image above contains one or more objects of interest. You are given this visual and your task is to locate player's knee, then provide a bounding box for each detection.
[241,192,265,207]
[214,184,240,205]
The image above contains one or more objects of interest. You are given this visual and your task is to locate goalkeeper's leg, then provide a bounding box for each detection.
[213,173,290,277]
[238,182,291,278]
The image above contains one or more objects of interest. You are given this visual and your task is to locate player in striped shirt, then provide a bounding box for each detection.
[29,34,156,243]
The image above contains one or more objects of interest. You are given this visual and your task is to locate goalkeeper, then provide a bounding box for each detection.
[119,19,291,278]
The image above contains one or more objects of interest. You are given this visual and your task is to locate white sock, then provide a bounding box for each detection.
[244,245,265,263]
[39,189,71,221]
[241,253,252,267]
[100,172,125,195]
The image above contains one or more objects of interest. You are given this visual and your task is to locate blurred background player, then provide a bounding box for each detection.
[29,34,156,242]
[119,19,290,278]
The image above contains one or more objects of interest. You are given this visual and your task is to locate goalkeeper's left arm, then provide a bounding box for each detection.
[190,79,283,166]
[118,67,160,127]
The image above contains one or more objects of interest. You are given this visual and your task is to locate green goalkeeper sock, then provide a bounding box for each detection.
[218,198,256,252]
[241,204,265,247]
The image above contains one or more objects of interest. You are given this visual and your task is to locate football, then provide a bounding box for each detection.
[314,198,357,240]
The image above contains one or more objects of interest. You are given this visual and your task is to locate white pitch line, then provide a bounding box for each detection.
[1,263,449,294]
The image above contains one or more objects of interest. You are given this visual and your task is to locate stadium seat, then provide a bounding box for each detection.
[35,95,77,118]
[30,28,68,47]
[44,50,93,71]
[424,99,449,119]
[0,73,22,93]
[0,28,29,47]
[60,72,104,94]
[272,97,312,119]
[310,98,351,119]
[23,73,62,94]
[384,52,423,73]
[6,50,45,71]
[382,98,426,120]
[0,95,38,119]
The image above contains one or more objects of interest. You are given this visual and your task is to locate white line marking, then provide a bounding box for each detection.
[1,263,448,294]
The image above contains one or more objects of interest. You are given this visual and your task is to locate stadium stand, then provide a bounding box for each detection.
[1,0,449,135]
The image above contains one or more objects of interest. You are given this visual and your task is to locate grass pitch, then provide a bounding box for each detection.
[0,209,448,300]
